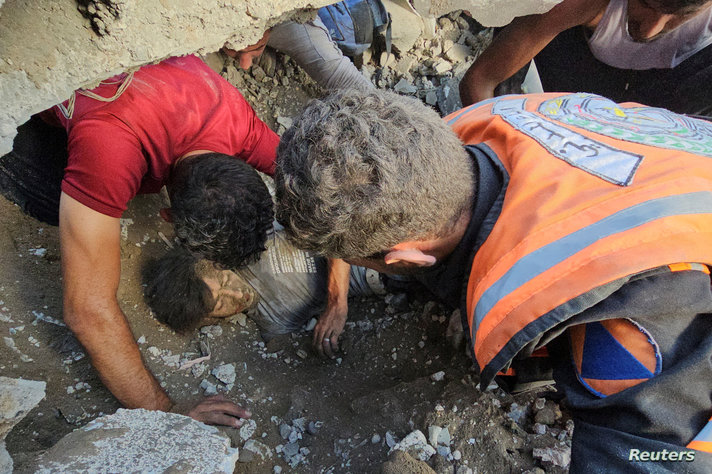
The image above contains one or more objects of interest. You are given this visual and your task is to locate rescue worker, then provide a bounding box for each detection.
[274,88,712,471]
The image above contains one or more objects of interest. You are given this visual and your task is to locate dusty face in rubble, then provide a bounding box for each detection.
[196,261,259,318]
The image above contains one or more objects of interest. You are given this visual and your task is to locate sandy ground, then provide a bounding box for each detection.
[1,14,573,473]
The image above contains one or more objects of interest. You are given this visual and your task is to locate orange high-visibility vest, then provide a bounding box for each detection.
[446,93,712,386]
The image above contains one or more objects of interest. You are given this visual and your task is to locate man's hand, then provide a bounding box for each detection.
[313,259,351,358]
[179,395,251,428]
[313,301,348,359]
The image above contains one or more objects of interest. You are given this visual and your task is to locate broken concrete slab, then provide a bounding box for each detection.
[0,377,46,440]
[0,0,561,155]
[28,408,239,473]
[410,0,561,28]
[0,377,45,474]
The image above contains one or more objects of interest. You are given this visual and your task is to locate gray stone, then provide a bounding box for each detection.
[430,371,445,382]
[0,377,46,440]
[30,409,239,473]
[282,441,300,457]
[389,430,436,462]
[239,418,257,441]
[1,441,13,473]
[243,439,273,460]
[212,363,236,385]
[506,402,528,424]
[279,423,292,440]
[394,78,418,94]
[200,325,223,338]
[432,59,452,75]
[533,444,572,468]
[235,313,248,327]
[200,379,218,396]
[444,43,470,63]
[251,65,266,82]
[276,116,293,129]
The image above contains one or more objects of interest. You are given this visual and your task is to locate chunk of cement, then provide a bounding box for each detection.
[389,430,436,461]
[0,377,46,440]
[30,409,239,473]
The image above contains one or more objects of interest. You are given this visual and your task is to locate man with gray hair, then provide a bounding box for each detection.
[275,89,712,470]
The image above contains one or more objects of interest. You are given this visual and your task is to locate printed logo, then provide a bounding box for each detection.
[628,449,696,462]
[491,97,642,186]
[539,93,712,157]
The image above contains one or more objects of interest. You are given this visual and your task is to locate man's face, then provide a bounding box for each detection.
[201,267,258,318]
[627,0,711,41]
[225,31,271,70]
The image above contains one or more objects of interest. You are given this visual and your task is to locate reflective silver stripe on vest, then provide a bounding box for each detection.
[473,191,712,330]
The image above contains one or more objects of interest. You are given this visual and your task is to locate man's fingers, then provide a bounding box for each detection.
[198,401,251,419]
[200,411,245,428]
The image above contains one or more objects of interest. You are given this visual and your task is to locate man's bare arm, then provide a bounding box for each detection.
[60,192,171,410]
[313,258,351,358]
[60,193,251,426]
[459,0,606,106]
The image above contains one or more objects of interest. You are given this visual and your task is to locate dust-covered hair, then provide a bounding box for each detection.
[275,89,474,258]
[169,153,273,268]
[142,247,214,333]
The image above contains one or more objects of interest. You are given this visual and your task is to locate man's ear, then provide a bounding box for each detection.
[159,207,173,223]
[384,248,437,266]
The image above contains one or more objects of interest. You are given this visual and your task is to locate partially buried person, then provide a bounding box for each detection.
[0,54,279,427]
[275,89,712,471]
[143,222,386,358]
[459,0,712,118]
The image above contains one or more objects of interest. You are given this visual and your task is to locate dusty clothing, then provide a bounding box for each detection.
[238,226,379,339]
[268,18,373,91]
[533,2,712,117]
[427,93,712,469]
[53,55,278,217]
[588,0,712,69]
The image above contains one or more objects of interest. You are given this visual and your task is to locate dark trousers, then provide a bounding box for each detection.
[0,115,67,225]
[535,26,712,119]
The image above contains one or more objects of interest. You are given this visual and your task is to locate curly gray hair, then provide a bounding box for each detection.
[275,89,475,259]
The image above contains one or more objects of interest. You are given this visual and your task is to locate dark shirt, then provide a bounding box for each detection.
[415,144,504,308]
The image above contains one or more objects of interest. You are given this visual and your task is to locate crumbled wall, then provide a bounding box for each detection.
[0,0,560,155]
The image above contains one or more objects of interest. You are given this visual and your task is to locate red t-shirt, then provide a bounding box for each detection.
[54,55,279,218]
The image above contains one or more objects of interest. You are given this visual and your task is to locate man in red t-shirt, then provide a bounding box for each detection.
[3,55,279,427]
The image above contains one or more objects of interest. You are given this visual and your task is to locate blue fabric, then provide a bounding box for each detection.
[474,191,712,328]
[579,321,654,380]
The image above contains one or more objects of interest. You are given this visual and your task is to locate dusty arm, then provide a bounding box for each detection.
[59,193,249,425]
[459,0,605,106]
[313,258,351,358]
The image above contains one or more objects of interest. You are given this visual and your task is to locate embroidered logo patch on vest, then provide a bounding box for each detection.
[539,93,712,158]
[491,97,643,186]
[569,318,662,398]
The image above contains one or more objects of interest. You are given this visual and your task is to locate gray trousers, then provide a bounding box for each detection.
[268,18,373,91]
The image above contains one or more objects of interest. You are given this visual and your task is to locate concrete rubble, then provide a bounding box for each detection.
[27,409,239,473]
[0,377,46,473]
[0,0,560,155]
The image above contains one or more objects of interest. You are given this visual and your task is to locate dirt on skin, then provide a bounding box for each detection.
[1,12,569,473]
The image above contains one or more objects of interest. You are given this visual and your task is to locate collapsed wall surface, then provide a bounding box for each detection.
[0,0,560,155]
